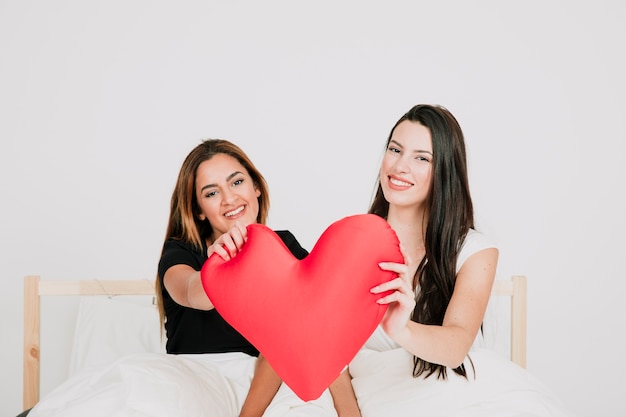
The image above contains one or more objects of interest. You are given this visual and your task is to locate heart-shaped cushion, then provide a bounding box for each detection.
[200,214,402,401]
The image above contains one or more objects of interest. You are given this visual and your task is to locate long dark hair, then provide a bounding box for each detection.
[369,104,474,379]
[155,139,270,331]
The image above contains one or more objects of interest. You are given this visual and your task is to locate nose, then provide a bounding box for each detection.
[220,187,236,205]
[391,155,409,174]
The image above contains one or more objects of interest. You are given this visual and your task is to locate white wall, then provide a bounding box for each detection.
[1,1,624,416]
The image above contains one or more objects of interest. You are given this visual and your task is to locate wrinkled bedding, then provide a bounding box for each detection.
[29,352,337,417]
[350,347,574,417]
[28,295,575,417]
[29,348,575,417]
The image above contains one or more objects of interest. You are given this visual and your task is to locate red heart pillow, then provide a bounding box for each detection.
[200,214,402,401]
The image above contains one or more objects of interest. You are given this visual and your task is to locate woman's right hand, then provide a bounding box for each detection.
[207,222,249,261]
[371,244,418,341]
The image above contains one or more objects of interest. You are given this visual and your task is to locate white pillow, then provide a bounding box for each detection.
[69,295,165,376]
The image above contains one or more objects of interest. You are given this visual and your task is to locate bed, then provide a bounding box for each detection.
[22,274,574,417]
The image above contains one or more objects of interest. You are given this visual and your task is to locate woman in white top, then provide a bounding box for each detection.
[349,104,573,416]
[368,103,498,378]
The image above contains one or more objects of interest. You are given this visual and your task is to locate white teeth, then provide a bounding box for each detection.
[390,178,412,187]
[225,206,244,217]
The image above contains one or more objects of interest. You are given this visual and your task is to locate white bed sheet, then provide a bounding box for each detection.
[28,295,576,417]
[29,352,337,417]
[29,348,577,417]
[30,296,338,417]
[350,347,576,417]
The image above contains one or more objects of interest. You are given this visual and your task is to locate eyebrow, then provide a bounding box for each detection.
[389,139,433,155]
[200,171,244,193]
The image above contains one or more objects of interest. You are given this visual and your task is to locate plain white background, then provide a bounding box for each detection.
[1,1,624,416]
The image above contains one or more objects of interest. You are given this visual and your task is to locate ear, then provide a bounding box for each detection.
[198,212,206,221]
[255,187,261,198]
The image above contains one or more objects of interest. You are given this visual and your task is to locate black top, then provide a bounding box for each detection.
[158,230,308,356]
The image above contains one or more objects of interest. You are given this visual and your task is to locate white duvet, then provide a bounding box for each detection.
[28,348,575,417]
[28,352,337,417]
[348,322,575,417]
[28,296,576,417]
[350,347,574,417]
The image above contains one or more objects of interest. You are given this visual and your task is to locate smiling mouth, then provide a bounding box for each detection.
[389,177,413,187]
[224,206,245,217]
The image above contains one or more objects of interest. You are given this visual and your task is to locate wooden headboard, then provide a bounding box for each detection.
[23,275,156,411]
[22,274,527,411]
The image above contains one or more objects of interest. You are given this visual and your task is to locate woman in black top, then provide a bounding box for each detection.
[156,139,360,417]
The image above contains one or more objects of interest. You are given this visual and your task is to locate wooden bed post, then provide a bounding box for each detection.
[23,275,41,410]
[22,275,157,409]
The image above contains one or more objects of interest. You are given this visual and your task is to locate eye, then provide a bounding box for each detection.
[204,190,218,198]
[232,178,244,186]
[387,145,401,154]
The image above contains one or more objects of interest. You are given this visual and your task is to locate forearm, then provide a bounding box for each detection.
[394,321,475,368]
[390,249,497,368]
[184,270,214,310]
[163,265,214,310]
[239,355,282,417]
[329,369,361,417]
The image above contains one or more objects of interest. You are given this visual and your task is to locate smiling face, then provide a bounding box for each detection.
[380,120,434,211]
[195,153,261,240]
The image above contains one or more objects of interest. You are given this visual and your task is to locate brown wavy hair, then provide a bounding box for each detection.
[155,139,270,332]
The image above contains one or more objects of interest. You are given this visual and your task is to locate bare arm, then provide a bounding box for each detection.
[375,247,498,368]
[163,223,249,310]
[238,355,282,417]
[163,265,213,310]
[329,369,361,417]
